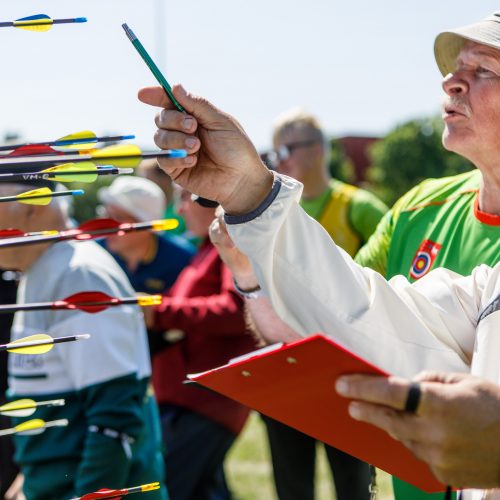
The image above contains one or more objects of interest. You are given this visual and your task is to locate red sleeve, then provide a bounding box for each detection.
[152,261,246,337]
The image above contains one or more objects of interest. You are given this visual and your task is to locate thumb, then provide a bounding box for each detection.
[138,86,171,108]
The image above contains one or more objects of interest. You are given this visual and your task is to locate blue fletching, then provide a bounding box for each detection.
[168,149,188,158]
[16,14,51,22]
[74,17,87,23]
[72,190,85,196]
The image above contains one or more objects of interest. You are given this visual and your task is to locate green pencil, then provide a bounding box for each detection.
[122,23,185,112]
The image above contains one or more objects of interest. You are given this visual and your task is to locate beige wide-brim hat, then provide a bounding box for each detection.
[434,12,500,76]
[98,176,166,222]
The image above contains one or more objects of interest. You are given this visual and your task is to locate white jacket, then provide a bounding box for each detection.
[226,175,500,499]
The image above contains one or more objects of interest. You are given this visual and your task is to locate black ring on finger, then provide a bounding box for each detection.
[404,382,421,413]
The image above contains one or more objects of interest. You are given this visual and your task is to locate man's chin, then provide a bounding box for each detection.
[442,129,466,154]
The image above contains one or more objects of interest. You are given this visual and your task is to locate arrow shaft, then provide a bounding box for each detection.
[48,18,83,24]
[54,134,135,147]
[0,301,53,313]
[45,168,120,178]
[1,334,86,352]
[1,399,64,412]
[0,150,182,167]
[0,168,128,183]
[0,19,84,28]
[0,222,156,249]
[0,297,140,315]
[0,190,80,203]
[10,18,86,27]
[0,426,17,436]
[0,135,135,152]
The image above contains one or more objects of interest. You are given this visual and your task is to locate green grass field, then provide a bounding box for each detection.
[226,412,394,499]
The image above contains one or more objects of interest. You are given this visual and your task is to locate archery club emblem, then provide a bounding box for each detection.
[410,240,442,280]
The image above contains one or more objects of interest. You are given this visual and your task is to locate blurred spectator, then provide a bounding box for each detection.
[144,189,257,500]
[98,176,194,295]
[0,178,166,499]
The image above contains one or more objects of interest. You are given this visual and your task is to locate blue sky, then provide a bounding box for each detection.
[1,2,499,150]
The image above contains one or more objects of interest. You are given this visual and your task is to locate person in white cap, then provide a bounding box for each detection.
[136,10,500,498]
[98,176,194,311]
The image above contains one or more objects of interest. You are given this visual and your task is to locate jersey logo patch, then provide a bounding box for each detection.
[410,240,442,280]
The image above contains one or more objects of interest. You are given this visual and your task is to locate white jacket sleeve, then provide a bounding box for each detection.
[226,175,482,378]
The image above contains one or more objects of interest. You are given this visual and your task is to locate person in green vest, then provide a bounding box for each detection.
[354,12,500,500]
[260,109,388,500]
[269,109,388,258]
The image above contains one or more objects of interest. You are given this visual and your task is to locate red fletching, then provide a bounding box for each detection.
[52,291,119,313]
[0,229,24,238]
[78,218,121,233]
[6,144,59,157]
[75,218,129,240]
[80,488,125,499]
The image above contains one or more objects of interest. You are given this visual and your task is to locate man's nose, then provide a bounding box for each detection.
[442,71,468,95]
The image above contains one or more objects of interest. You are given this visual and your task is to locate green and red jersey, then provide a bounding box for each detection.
[356,170,500,281]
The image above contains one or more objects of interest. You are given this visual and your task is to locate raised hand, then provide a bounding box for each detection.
[138,85,274,215]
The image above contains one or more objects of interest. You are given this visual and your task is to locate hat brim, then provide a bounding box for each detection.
[435,18,500,76]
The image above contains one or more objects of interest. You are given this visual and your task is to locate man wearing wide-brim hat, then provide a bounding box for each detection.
[138,9,500,500]
[353,12,500,500]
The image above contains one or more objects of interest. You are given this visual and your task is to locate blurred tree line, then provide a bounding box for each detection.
[329,115,474,207]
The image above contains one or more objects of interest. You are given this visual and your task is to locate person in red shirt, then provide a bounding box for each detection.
[145,188,256,500]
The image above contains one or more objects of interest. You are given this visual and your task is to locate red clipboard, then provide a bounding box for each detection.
[187,334,446,492]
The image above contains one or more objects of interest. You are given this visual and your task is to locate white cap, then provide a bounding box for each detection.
[98,176,166,222]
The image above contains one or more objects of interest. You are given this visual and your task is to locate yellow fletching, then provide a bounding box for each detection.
[42,162,97,183]
[151,219,180,232]
[17,187,52,206]
[15,419,45,433]
[0,399,36,417]
[14,19,52,32]
[7,334,53,354]
[137,295,162,307]
[92,144,142,168]
[141,483,161,492]
[58,130,97,150]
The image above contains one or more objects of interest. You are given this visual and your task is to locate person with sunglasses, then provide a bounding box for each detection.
[270,110,388,259]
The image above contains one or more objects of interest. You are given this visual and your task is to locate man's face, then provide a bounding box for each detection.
[442,41,500,166]
[273,129,324,184]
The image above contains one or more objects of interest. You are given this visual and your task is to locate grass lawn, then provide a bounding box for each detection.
[226,412,394,499]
